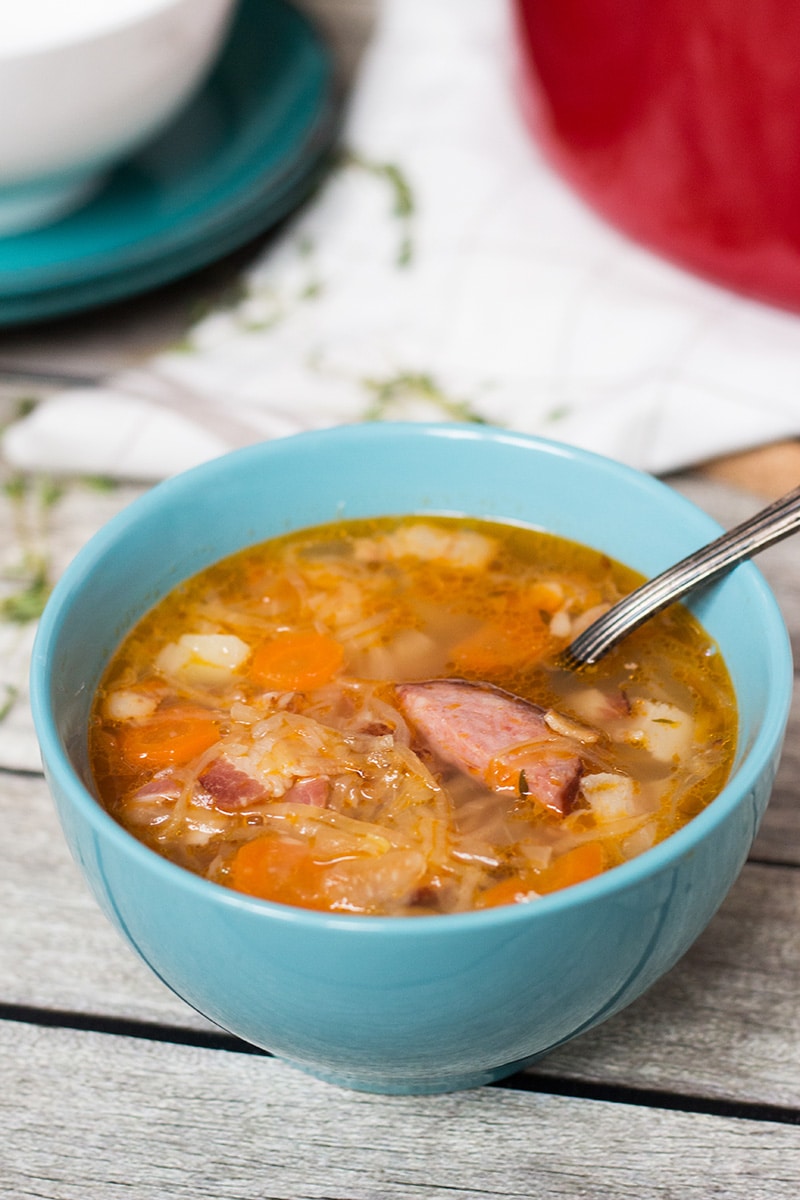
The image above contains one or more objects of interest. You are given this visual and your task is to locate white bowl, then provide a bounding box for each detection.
[0,0,237,234]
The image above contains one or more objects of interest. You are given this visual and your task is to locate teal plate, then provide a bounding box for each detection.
[0,0,342,326]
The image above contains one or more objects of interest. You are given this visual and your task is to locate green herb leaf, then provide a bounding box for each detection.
[361,370,487,424]
[1,566,52,624]
[0,685,18,722]
[81,474,120,493]
[344,152,416,266]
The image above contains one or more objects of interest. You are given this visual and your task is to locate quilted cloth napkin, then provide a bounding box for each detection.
[5,0,800,481]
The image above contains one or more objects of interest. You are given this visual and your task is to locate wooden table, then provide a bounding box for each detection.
[3,476,797,1200]
[2,3,800,1196]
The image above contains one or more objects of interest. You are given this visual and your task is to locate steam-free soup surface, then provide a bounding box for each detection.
[89,516,737,915]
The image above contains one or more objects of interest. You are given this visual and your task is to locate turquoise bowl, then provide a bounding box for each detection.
[30,423,793,1093]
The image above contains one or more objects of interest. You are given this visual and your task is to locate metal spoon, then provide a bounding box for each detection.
[561,482,800,669]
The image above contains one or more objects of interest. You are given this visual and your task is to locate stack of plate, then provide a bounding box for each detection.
[0,0,342,326]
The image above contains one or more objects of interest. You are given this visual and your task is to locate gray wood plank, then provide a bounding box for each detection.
[3,771,800,1110]
[1,1020,798,1200]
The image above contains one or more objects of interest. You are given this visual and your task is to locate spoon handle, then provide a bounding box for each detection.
[562,483,800,668]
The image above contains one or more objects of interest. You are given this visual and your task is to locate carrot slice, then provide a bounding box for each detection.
[536,842,605,894]
[475,875,540,910]
[249,631,344,690]
[449,612,551,675]
[229,835,331,910]
[115,704,219,769]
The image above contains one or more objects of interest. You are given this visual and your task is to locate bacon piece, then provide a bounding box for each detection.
[283,776,330,807]
[126,771,182,828]
[132,772,181,802]
[199,756,268,811]
[396,679,583,816]
[200,755,331,811]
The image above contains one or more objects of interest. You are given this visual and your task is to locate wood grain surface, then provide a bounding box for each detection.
[3,1021,800,1200]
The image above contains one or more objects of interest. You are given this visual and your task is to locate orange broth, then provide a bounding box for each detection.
[88,515,737,915]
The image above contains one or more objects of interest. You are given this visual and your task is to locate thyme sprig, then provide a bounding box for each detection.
[361,371,487,424]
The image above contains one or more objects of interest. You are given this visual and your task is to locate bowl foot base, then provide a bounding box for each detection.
[284,1054,541,1096]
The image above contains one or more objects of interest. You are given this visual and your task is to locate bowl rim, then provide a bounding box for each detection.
[30,421,795,936]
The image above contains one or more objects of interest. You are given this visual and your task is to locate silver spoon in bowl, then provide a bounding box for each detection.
[560,482,800,669]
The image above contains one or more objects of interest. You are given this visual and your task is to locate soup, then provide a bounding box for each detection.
[88,515,737,915]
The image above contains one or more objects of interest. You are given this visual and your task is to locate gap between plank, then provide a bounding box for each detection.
[2,1001,799,1127]
[500,1070,800,1128]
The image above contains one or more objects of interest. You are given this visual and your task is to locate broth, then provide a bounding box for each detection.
[89,515,737,915]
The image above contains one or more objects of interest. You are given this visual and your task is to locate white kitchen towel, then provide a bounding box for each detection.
[4,0,800,481]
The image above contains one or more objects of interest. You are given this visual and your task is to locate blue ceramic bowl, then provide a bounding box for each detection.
[30,423,793,1094]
